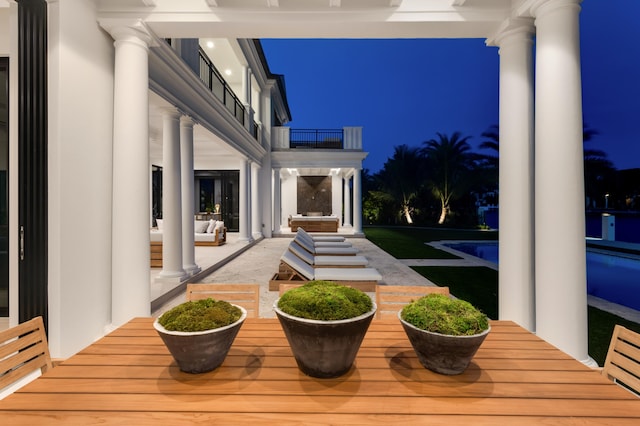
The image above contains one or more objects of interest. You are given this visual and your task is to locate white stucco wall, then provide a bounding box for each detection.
[47,0,115,358]
[331,174,342,222]
[0,8,9,54]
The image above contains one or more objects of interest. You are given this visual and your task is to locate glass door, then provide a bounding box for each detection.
[0,58,8,316]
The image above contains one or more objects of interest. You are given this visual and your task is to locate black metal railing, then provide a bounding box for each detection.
[289,129,344,149]
[198,48,249,133]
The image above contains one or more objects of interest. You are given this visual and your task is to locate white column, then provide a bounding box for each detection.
[251,162,263,239]
[493,20,536,332]
[180,116,200,275]
[532,0,590,364]
[110,26,151,326]
[273,168,282,232]
[238,159,251,243]
[242,65,250,104]
[157,108,187,282]
[343,175,352,227]
[352,169,363,234]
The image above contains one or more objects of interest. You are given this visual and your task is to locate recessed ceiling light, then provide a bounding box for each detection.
[224,69,232,76]
[206,41,214,49]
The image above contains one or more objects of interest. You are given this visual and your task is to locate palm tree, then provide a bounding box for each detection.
[582,126,615,208]
[479,124,499,155]
[421,132,477,224]
[377,144,424,224]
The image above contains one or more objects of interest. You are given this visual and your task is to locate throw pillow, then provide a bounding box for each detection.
[206,219,215,233]
[194,220,209,233]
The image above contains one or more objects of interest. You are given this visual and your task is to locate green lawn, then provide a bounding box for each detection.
[364,226,640,366]
[364,226,497,259]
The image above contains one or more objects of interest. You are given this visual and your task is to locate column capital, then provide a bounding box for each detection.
[487,17,534,48]
[99,18,153,49]
[529,0,581,19]
[180,114,195,127]
[161,106,181,119]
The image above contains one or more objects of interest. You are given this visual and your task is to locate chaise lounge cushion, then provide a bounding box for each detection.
[288,241,368,267]
[280,250,381,282]
[296,228,345,242]
[294,234,359,255]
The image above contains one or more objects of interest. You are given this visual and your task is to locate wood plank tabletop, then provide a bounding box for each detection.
[1,318,638,425]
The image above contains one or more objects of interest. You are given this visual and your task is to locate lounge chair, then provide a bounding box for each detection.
[294,234,359,255]
[269,249,381,292]
[288,240,369,267]
[296,228,345,242]
[294,231,352,248]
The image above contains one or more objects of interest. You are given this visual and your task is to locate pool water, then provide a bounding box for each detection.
[444,242,640,312]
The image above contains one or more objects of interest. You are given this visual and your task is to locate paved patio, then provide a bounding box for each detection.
[152,233,640,324]
[152,235,439,318]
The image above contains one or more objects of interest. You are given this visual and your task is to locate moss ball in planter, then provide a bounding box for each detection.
[158,298,242,332]
[277,280,373,321]
[400,293,489,336]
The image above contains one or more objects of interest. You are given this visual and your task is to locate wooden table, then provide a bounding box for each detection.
[1,318,639,424]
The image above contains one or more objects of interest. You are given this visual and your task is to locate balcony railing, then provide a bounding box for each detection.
[289,129,344,149]
[197,48,259,140]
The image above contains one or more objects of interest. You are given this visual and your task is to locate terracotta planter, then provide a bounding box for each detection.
[399,312,490,375]
[274,301,376,378]
[153,305,247,374]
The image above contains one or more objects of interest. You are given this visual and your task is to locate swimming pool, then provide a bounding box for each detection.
[443,242,640,312]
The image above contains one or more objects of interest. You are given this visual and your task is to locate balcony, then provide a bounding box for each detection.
[289,129,343,149]
[273,127,362,151]
[197,47,259,140]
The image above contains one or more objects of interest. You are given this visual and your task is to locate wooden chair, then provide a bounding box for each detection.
[375,285,450,320]
[0,316,52,398]
[601,324,640,395]
[186,283,260,318]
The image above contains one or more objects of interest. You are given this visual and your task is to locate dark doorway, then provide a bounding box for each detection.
[0,57,8,317]
[195,170,239,231]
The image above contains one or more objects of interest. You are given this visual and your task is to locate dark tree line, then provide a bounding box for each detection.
[363,125,627,228]
[363,131,497,227]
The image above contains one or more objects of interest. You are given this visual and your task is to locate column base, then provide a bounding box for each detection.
[184,264,201,276]
[237,236,253,244]
[252,232,263,240]
[581,356,599,368]
[155,270,188,284]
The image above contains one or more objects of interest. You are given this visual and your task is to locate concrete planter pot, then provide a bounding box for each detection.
[153,305,247,374]
[399,312,490,375]
[274,300,376,378]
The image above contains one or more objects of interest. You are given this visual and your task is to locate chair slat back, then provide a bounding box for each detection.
[0,316,52,390]
[186,284,260,318]
[375,285,450,320]
[278,283,303,296]
[602,324,640,395]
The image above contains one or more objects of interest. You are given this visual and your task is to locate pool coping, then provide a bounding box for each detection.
[421,240,640,324]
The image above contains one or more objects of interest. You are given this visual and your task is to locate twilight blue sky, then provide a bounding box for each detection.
[261,0,640,174]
